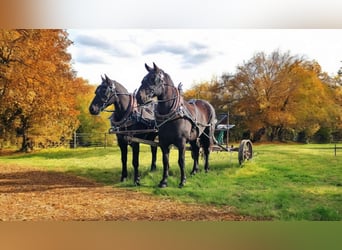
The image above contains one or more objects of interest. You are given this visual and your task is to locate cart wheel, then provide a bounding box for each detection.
[238,140,253,165]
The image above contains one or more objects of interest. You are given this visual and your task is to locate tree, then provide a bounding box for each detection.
[0,30,88,151]
[185,50,340,142]
[226,51,340,141]
[75,83,111,146]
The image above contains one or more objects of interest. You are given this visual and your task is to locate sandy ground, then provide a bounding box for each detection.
[0,164,253,221]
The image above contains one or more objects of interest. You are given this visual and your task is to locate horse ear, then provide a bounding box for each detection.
[101,75,105,81]
[105,74,110,81]
[145,63,153,72]
[153,62,160,72]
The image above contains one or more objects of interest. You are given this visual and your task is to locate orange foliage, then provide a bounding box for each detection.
[0,29,89,150]
[185,50,341,141]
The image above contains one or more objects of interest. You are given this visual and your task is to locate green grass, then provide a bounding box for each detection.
[0,143,341,220]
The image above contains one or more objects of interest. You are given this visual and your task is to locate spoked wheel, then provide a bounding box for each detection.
[238,139,253,165]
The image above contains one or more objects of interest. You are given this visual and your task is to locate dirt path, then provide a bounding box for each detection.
[0,164,252,221]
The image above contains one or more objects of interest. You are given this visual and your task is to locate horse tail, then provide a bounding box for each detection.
[204,101,217,146]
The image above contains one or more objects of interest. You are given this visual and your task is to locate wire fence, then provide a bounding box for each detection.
[0,132,118,151]
[4,132,341,154]
[71,132,117,148]
[332,142,342,157]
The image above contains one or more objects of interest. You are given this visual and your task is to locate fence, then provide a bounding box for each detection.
[71,132,117,148]
[314,142,342,157]
[333,142,342,156]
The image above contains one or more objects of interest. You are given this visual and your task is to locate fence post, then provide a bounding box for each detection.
[74,131,77,149]
[104,133,107,149]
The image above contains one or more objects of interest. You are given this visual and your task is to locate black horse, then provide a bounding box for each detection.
[136,63,217,188]
[89,75,157,185]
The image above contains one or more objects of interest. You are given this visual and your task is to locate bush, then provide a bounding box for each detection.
[313,127,332,143]
[297,131,309,143]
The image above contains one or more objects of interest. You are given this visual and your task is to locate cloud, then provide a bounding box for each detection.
[189,41,208,50]
[73,33,138,60]
[75,34,113,50]
[143,41,188,55]
[75,51,109,65]
[182,52,215,68]
[143,40,217,67]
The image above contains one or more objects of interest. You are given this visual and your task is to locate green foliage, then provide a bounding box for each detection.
[74,84,112,146]
[313,127,333,143]
[1,143,341,220]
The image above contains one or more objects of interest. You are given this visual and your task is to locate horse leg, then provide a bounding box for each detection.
[203,146,210,173]
[201,136,210,173]
[150,145,157,171]
[190,141,200,175]
[177,140,187,188]
[119,140,128,182]
[159,146,170,188]
[131,143,140,186]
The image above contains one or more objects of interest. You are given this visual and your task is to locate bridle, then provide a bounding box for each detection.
[97,80,131,112]
[140,70,182,126]
[97,80,139,128]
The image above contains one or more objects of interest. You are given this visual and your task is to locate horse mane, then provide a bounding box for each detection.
[146,62,175,87]
[102,74,129,95]
[112,79,129,94]
[162,71,174,86]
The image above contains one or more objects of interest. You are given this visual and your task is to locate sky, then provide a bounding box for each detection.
[67,29,342,92]
[3,0,342,92]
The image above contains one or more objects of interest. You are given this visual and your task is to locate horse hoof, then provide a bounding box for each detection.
[205,169,209,173]
[134,182,140,186]
[158,182,167,188]
[150,166,157,172]
[178,182,185,188]
[120,177,127,182]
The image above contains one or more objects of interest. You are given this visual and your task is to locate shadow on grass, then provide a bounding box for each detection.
[0,170,101,194]
[2,147,119,160]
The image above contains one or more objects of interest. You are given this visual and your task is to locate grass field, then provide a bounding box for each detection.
[0,143,341,220]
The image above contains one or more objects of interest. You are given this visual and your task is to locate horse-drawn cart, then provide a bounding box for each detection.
[90,68,253,187]
[108,113,253,165]
[211,114,253,165]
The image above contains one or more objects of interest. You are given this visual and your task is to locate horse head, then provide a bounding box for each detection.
[136,63,173,104]
[89,74,118,115]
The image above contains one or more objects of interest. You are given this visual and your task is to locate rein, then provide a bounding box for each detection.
[154,84,181,121]
[153,83,212,130]
[153,83,200,129]
[103,88,134,127]
[99,80,136,127]
[110,93,136,127]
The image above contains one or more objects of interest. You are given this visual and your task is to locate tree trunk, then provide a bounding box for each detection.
[19,116,32,152]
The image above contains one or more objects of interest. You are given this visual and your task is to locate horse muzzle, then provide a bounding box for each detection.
[89,105,100,115]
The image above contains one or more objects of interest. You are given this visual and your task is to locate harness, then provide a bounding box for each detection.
[153,84,212,132]
[154,85,181,128]
[110,93,135,128]
[99,81,156,131]
[110,95,156,131]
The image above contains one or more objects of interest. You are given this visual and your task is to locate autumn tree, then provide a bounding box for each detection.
[331,85,342,140]
[183,77,246,142]
[0,29,87,151]
[185,50,340,142]
[75,83,112,146]
[321,68,342,141]
[224,51,340,141]
[183,78,218,103]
